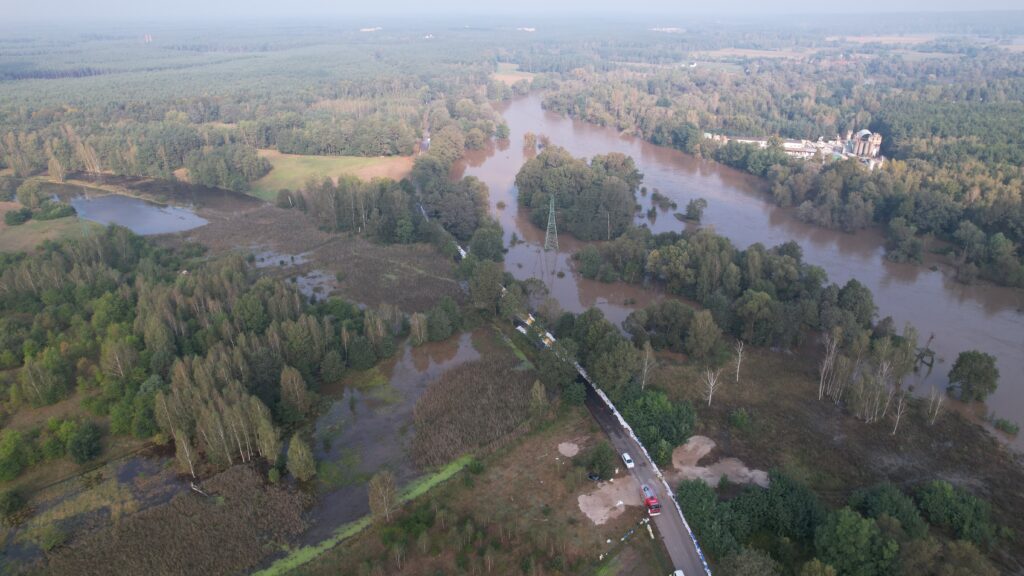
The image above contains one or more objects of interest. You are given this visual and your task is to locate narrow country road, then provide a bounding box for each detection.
[584,386,707,576]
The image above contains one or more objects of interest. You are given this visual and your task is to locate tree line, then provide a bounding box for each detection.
[678,472,1004,575]
[533,42,1024,287]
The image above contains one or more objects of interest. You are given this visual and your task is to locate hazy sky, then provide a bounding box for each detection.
[4,0,1023,22]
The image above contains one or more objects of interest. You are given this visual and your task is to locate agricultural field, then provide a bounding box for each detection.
[249,150,414,201]
[492,62,536,85]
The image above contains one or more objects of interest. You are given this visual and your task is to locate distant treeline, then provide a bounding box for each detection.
[535,43,1024,287]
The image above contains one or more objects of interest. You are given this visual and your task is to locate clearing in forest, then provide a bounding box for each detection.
[492,62,535,85]
[0,201,99,253]
[249,150,413,201]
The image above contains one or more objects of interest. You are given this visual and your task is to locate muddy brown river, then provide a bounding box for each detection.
[455,94,1024,448]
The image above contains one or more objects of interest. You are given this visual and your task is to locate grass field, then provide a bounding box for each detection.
[492,62,535,85]
[249,150,414,201]
[0,201,100,253]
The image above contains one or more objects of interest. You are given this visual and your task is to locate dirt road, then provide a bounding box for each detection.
[584,386,709,576]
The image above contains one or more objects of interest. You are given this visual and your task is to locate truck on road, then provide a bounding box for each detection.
[641,484,662,516]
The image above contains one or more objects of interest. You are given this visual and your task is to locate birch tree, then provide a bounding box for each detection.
[409,312,428,346]
[891,392,909,435]
[368,470,399,522]
[818,333,839,400]
[640,341,655,391]
[927,386,945,425]
[173,428,197,478]
[279,365,311,417]
[287,435,315,481]
[704,368,723,407]
[734,340,744,384]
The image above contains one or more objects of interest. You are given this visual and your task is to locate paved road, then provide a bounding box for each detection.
[584,386,707,576]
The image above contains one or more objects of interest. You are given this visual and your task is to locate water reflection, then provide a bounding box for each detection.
[70,194,207,235]
[304,332,479,543]
[457,94,1024,448]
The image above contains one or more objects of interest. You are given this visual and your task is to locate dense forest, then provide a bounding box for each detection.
[515,146,643,241]
[0,26,500,192]
[0,227,431,487]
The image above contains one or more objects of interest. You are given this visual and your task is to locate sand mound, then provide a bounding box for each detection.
[558,442,579,457]
[672,435,716,468]
[669,435,769,488]
[577,476,642,525]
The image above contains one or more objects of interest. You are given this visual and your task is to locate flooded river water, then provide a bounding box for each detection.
[455,94,1024,448]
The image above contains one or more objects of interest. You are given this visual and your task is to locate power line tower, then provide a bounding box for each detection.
[544,196,558,252]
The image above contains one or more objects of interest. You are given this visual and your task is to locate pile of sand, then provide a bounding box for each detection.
[577,476,642,525]
[558,442,579,457]
[669,435,769,488]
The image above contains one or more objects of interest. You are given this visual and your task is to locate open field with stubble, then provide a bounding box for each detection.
[250,150,414,201]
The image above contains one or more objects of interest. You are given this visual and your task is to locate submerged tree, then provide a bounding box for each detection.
[947,350,999,402]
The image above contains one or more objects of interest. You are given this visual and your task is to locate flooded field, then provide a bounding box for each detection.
[301,332,480,544]
[456,94,1024,448]
[0,451,185,570]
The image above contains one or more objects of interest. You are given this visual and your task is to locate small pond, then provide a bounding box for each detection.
[70,194,208,235]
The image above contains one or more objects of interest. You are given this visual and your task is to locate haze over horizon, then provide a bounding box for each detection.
[3,0,1024,24]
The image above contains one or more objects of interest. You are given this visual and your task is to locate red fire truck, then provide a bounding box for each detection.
[641,484,662,516]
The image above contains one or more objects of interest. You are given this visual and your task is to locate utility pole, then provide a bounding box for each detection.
[544,196,558,252]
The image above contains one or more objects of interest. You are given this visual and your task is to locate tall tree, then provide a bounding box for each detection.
[368,470,399,523]
[286,435,315,482]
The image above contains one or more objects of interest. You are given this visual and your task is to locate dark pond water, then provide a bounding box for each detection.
[70,194,208,235]
[301,332,480,544]
[455,94,1024,448]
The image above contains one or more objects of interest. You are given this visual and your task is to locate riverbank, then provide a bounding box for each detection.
[459,93,1024,451]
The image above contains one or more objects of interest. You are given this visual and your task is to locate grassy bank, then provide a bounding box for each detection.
[253,455,473,576]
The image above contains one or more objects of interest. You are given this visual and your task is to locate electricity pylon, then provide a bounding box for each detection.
[544,196,558,252]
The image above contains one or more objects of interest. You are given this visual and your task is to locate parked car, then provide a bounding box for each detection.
[587,472,601,482]
[621,452,635,469]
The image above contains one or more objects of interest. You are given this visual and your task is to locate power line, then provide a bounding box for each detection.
[544,196,558,252]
